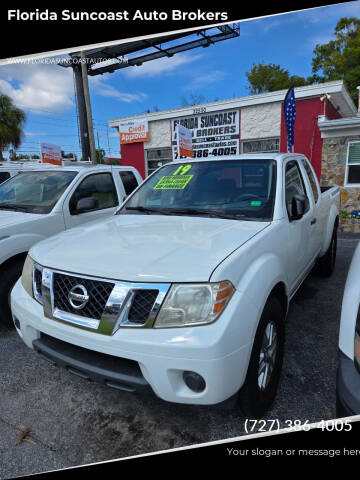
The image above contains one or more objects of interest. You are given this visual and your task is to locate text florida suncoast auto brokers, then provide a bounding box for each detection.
[7,9,229,21]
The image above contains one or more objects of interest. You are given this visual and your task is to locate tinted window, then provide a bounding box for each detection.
[285,161,307,216]
[302,159,319,203]
[0,172,10,184]
[348,166,360,184]
[119,171,139,195]
[70,173,118,213]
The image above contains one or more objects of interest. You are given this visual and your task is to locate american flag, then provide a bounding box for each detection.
[284,86,296,153]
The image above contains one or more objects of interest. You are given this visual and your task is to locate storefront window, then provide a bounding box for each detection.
[242,138,280,154]
[345,141,360,185]
[146,148,172,176]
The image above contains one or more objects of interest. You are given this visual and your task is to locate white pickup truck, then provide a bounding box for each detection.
[0,164,142,325]
[0,162,57,184]
[12,153,339,416]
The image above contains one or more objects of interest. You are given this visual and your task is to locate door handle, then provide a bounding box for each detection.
[311,218,317,225]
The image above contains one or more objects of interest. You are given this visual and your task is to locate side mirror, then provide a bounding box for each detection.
[291,194,309,220]
[75,197,98,213]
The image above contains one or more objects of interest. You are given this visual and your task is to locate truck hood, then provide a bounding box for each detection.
[0,210,44,231]
[31,215,270,283]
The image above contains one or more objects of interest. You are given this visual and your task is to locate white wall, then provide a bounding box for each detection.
[144,119,172,150]
[144,103,282,151]
[241,102,282,140]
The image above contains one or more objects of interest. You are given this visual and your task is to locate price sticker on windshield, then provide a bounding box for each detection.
[154,164,193,190]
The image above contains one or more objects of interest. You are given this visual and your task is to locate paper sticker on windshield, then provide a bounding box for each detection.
[154,175,193,190]
[154,164,193,190]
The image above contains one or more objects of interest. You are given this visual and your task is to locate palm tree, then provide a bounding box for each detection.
[0,93,26,161]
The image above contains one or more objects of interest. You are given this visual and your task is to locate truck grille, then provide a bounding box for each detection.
[53,273,114,320]
[41,268,171,334]
[128,289,159,324]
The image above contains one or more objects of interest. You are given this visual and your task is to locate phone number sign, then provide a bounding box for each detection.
[171,109,240,160]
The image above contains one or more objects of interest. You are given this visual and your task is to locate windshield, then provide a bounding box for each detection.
[0,170,78,214]
[120,159,276,221]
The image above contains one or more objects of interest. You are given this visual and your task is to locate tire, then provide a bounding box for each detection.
[239,296,285,418]
[317,225,337,277]
[0,258,24,327]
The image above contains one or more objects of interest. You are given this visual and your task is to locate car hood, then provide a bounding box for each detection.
[31,215,270,283]
[0,210,44,230]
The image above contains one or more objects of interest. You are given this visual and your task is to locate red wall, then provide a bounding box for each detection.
[118,142,146,179]
[280,98,341,180]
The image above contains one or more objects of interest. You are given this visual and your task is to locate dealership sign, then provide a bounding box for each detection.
[176,124,193,158]
[171,109,239,160]
[118,118,149,144]
[39,142,62,166]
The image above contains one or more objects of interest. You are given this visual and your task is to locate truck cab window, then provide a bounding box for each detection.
[119,171,138,196]
[70,173,118,213]
[285,161,308,216]
[301,159,319,203]
[0,172,10,184]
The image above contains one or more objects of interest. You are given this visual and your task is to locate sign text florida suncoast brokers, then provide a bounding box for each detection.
[7,9,229,22]
[172,110,239,160]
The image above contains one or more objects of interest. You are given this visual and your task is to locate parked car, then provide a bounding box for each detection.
[0,164,142,325]
[12,153,339,417]
[337,241,360,417]
[0,162,52,184]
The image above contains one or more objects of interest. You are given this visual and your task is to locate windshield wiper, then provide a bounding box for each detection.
[0,204,31,212]
[122,206,175,215]
[165,208,241,220]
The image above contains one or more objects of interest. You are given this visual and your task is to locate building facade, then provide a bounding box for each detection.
[319,117,360,232]
[109,80,356,179]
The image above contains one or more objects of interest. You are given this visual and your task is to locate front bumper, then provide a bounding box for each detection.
[11,278,258,405]
[336,350,360,417]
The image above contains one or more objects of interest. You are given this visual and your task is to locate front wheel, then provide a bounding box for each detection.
[238,296,285,418]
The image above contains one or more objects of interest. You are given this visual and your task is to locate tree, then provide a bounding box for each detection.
[0,93,26,161]
[106,158,122,165]
[246,62,309,94]
[181,93,207,106]
[311,17,360,104]
[95,148,106,164]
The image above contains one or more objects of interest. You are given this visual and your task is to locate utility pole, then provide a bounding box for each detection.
[73,64,90,162]
[80,50,97,164]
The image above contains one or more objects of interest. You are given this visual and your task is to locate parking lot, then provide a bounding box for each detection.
[0,233,358,478]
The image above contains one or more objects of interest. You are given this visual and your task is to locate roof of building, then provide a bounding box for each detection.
[109,80,357,127]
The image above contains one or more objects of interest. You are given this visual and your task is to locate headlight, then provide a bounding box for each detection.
[21,255,34,298]
[355,306,360,370]
[154,281,234,328]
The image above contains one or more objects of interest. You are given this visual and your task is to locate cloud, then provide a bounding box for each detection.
[122,53,202,78]
[24,131,48,137]
[90,75,147,103]
[0,61,74,114]
[183,70,227,91]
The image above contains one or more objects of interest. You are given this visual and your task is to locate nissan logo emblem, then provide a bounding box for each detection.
[68,284,89,310]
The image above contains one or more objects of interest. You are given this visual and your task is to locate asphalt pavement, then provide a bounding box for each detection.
[1,234,359,478]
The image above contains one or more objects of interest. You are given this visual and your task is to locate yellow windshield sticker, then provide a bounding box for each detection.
[154,164,193,190]
[154,175,193,190]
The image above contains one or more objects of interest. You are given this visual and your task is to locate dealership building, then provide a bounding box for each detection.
[108,80,360,230]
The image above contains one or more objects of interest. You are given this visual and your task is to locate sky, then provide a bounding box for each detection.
[0,1,359,160]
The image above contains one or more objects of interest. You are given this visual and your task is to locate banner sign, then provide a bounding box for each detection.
[39,142,62,166]
[118,118,149,144]
[171,109,239,160]
[176,124,193,158]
